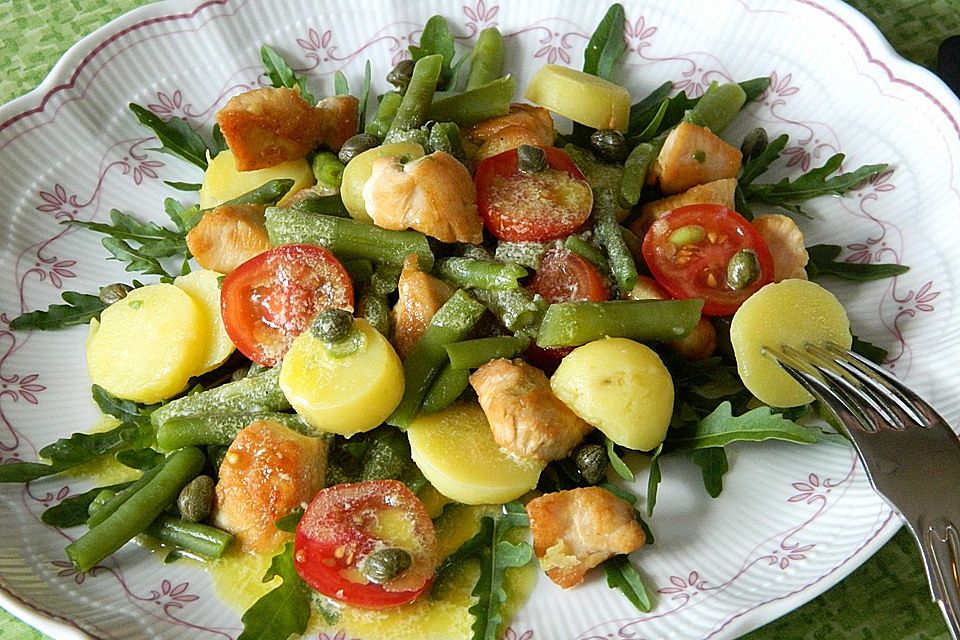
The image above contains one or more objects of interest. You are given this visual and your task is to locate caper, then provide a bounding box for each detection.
[311,308,355,343]
[517,144,547,174]
[386,59,416,93]
[177,475,215,523]
[338,133,380,165]
[589,129,628,163]
[574,443,608,485]
[98,282,133,305]
[726,248,761,290]
[360,547,412,584]
[740,127,769,161]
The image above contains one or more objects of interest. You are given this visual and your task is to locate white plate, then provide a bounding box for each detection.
[1,1,959,638]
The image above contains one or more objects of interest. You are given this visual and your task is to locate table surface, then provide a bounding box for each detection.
[1,1,958,639]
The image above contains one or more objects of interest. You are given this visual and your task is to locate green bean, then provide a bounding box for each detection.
[360,428,411,481]
[535,299,704,348]
[682,81,747,135]
[444,336,529,370]
[342,258,374,288]
[146,515,233,560]
[564,235,609,271]
[86,463,165,528]
[365,91,403,139]
[265,208,435,269]
[493,241,548,270]
[66,447,205,572]
[311,151,345,190]
[435,257,527,290]
[155,412,315,451]
[359,290,390,336]
[41,481,133,528]
[385,54,443,141]
[371,263,402,297]
[593,188,638,293]
[428,121,466,162]
[429,75,515,127]
[420,363,471,414]
[151,367,289,432]
[471,287,547,332]
[222,179,295,207]
[618,138,663,208]
[387,290,486,429]
[287,192,351,218]
[465,28,505,91]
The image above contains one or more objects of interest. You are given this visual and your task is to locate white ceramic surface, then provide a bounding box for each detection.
[1,1,959,639]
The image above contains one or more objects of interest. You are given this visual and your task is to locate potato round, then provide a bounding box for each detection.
[199,149,314,209]
[86,283,209,403]
[551,338,673,451]
[173,269,235,372]
[524,64,631,132]
[279,319,404,437]
[730,279,851,407]
[407,402,545,505]
[340,140,424,222]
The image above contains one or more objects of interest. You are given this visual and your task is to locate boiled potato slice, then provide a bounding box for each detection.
[173,269,235,372]
[340,140,425,223]
[407,402,546,505]
[551,338,673,451]
[730,279,851,407]
[87,283,209,403]
[279,319,404,437]
[524,64,631,132]
[199,149,314,209]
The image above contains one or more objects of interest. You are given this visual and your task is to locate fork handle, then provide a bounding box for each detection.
[911,515,960,640]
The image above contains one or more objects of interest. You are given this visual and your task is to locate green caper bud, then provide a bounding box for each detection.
[574,443,608,485]
[726,248,762,290]
[589,129,628,163]
[98,282,133,305]
[177,475,215,523]
[740,127,769,161]
[338,133,380,165]
[311,308,355,343]
[360,547,412,584]
[517,145,547,174]
[386,59,416,93]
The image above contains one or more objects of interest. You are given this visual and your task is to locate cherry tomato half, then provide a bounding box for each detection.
[220,243,353,367]
[293,480,438,609]
[641,204,774,316]
[526,247,610,370]
[475,146,593,242]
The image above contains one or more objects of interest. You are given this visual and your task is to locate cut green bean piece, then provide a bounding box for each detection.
[421,364,471,414]
[222,179,295,207]
[682,82,747,135]
[67,447,205,572]
[365,91,404,139]
[429,75,515,127]
[287,192,351,218]
[536,299,704,348]
[471,287,547,332]
[265,208,434,269]
[435,257,527,290]
[493,241,549,270]
[564,236,609,271]
[359,290,390,336]
[427,121,466,161]
[618,138,663,208]
[465,28,505,91]
[594,188,638,293]
[387,290,486,429]
[156,412,316,451]
[42,481,133,528]
[385,54,443,140]
[146,514,233,560]
[360,428,412,482]
[86,463,165,528]
[444,336,530,370]
[342,258,374,288]
[311,152,345,190]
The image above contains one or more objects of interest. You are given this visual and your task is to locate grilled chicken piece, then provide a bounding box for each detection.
[391,255,455,360]
[647,122,742,195]
[526,486,646,588]
[186,203,272,273]
[465,103,556,163]
[624,275,717,361]
[469,358,592,461]
[313,94,361,153]
[363,151,483,244]
[213,419,328,553]
[632,178,738,236]
[751,213,809,281]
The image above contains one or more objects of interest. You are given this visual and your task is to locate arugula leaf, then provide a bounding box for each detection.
[852,334,888,364]
[238,541,312,640]
[8,291,107,331]
[164,181,202,192]
[645,444,663,516]
[626,81,674,138]
[583,4,627,81]
[666,402,817,450]
[210,123,228,158]
[603,554,652,612]
[260,45,316,104]
[41,481,133,528]
[91,385,145,422]
[738,133,789,188]
[333,70,350,96]
[806,244,909,281]
[434,517,495,593]
[164,198,203,234]
[358,60,372,130]
[739,76,772,103]
[115,448,164,470]
[629,99,669,143]
[687,447,728,498]
[274,507,305,533]
[128,103,209,170]
[410,15,456,83]
[605,437,635,481]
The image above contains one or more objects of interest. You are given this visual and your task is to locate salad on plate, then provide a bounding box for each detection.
[2,4,909,639]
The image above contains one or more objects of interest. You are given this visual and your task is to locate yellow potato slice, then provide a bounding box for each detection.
[551,338,673,451]
[86,283,209,403]
[279,319,404,437]
[730,279,852,407]
[199,149,314,209]
[524,64,631,132]
[407,402,546,505]
[173,269,235,372]
[340,140,425,222]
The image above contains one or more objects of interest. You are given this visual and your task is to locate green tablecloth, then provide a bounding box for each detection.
[0,1,957,639]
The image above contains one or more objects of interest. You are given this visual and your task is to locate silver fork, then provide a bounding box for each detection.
[764,341,960,640]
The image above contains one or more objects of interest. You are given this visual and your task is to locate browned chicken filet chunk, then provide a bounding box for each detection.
[391,255,455,360]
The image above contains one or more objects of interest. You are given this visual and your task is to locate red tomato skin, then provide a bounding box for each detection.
[475,146,592,242]
[220,243,353,367]
[293,480,437,610]
[640,204,774,316]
